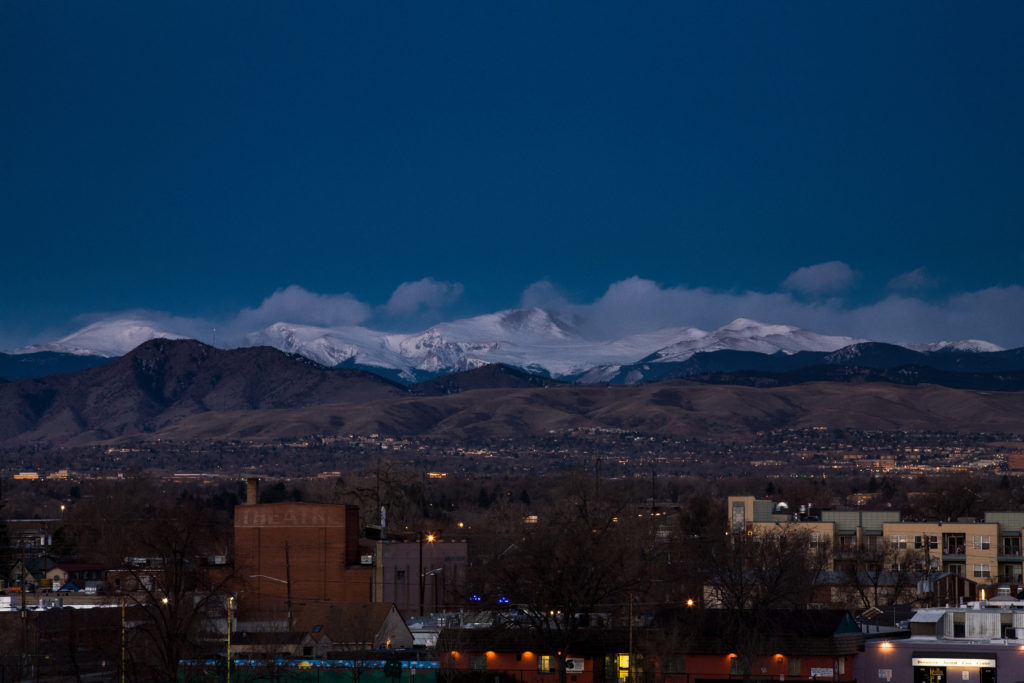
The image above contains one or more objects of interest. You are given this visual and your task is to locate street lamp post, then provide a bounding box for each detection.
[424,567,444,614]
[249,574,293,632]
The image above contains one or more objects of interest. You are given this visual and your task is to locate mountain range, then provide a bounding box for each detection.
[3,338,1024,447]
[4,310,1013,384]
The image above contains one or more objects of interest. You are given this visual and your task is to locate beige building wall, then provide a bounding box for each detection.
[881,521,1007,585]
[726,496,1024,588]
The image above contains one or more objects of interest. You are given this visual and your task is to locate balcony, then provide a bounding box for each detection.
[943,535,967,561]
[1000,538,1022,560]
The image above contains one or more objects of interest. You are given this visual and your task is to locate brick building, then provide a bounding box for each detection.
[234,499,372,615]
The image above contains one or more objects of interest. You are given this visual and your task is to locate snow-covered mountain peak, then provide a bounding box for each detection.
[905,340,1005,353]
[717,318,798,336]
[646,318,866,363]
[10,318,187,357]
[431,307,577,344]
[10,310,1011,384]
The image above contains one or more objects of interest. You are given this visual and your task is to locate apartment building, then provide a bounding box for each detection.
[727,497,1024,589]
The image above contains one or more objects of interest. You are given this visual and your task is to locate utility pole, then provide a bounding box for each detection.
[419,533,424,617]
[121,595,126,683]
[20,540,27,679]
[627,593,634,683]
[226,596,233,683]
[419,532,435,617]
[284,541,293,632]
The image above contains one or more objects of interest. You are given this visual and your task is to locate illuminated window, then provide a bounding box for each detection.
[618,654,630,671]
[538,656,557,673]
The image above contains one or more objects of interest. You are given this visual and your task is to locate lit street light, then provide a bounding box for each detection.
[419,532,436,617]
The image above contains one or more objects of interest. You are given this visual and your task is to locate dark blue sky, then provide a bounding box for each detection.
[3,2,1024,348]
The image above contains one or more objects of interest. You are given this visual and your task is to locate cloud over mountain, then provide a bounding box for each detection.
[8,270,1024,356]
[232,285,371,330]
[383,277,464,315]
[780,261,858,295]
[887,267,936,292]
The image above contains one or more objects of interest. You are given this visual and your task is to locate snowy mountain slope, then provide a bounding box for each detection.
[247,309,704,380]
[10,319,187,358]
[6,311,1008,383]
[642,318,866,363]
[907,340,1005,353]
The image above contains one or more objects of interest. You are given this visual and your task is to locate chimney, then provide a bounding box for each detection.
[246,478,260,505]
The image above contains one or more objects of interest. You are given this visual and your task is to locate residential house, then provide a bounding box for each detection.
[292,602,412,657]
[45,563,108,592]
[7,555,58,590]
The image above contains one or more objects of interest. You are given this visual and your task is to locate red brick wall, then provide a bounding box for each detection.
[235,503,371,611]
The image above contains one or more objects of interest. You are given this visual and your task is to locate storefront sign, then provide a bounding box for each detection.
[810,668,834,677]
[911,658,996,668]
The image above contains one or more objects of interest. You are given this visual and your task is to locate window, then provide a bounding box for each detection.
[974,536,991,550]
[729,656,745,676]
[914,535,938,550]
[810,533,825,548]
[470,655,487,672]
[943,534,966,554]
[973,564,991,578]
[661,656,686,674]
[538,656,557,674]
[890,535,907,549]
[788,658,801,677]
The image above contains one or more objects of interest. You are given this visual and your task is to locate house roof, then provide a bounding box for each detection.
[19,556,60,576]
[53,563,108,572]
[647,609,864,657]
[444,612,864,659]
[440,625,629,656]
[231,631,305,646]
[292,602,402,645]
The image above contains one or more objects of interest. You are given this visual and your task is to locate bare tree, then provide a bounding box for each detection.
[475,474,654,683]
[700,527,831,681]
[115,495,235,681]
[836,541,924,610]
